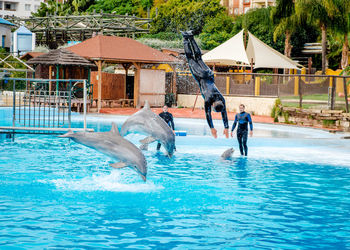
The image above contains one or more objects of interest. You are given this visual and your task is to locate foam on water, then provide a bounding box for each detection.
[49,170,163,192]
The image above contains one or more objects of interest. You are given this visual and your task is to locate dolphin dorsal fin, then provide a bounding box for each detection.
[143,100,150,110]
[111,122,120,136]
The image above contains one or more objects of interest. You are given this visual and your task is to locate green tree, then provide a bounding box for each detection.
[242,7,285,54]
[324,0,350,69]
[87,0,137,15]
[296,0,335,74]
[271,0,298,58]
[150,0,225,34]
[199,13,235,50]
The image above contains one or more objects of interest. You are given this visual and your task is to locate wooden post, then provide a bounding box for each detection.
[97,60,102,112]
[56,65,59,95]
[308,57,312,74]
[330,77,336,110]
[122,63,132,99]
[344,77,349,113]
[170,64,177,106]
[49,65,52,94]
[132,62,141,108]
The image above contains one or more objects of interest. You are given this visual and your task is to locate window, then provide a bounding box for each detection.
[2,35,6,48]
[234,8,239,15]
[4,2,16,11]
[25,4,30,11]
[34,5,39,11]
[0,1,3,10]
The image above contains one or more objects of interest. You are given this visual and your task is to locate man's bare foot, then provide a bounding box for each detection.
[180,30,194,38]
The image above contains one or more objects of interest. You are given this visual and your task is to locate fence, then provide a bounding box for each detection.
[174,72,350,112]
[0,78,92,138]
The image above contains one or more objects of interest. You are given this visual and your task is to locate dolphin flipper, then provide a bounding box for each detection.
[139,144,148,151]
[110,123,120,136]
[110,162,128,169]
[139,136,156,145]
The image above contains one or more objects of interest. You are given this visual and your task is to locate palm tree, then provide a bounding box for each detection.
[296,0,334,74]
[324,0,350,69]
[271,0,297,58]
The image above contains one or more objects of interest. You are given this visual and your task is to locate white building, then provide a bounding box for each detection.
[0,0,45,18]
[0,17,14,49]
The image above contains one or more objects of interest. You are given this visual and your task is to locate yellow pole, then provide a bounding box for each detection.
[226,76,230,95]
[294,76,299,96]
[255,76,260,96]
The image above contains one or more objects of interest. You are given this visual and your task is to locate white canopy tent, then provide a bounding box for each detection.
[202,30,250,66]
[202,30,301,70]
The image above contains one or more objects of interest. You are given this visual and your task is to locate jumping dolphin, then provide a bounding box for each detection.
[120,101,176,157]
[59,123,147,181]
[221,148,234,160]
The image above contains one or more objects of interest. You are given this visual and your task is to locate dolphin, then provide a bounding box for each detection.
[221,148,234,160]
[59,123,147,181]
[120,101,175,157]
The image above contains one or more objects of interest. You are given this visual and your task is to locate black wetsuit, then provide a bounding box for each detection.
[157,111,175,150]
[182,32,229,130]
[231,112,253,156]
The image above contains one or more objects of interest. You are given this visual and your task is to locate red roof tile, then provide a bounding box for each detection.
[67,35,179,64]
[20,52,45,60]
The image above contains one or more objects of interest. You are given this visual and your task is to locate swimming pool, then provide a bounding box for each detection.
[1,109,350,248]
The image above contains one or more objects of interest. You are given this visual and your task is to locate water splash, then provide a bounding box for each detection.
[49,171,163,193]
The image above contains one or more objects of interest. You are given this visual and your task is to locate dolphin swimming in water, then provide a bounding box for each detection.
[120,101,176,157]
[221,148,234,160]
[59,123,147,181]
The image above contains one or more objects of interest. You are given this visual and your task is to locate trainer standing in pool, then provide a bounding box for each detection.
[181,30,229,139]
[231,104,253,156]
[157,105,175,151]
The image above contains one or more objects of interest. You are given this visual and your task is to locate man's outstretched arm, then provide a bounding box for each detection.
[230,115,238,137]
[247,113,253,137]
[221,107,229,138]
[205,102,217,138]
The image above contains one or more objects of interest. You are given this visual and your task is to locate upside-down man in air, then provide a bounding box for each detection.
[181,30,229,138]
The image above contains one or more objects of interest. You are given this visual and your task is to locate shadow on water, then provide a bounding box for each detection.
[227,156,248,188]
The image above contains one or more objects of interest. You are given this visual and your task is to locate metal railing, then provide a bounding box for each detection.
[0,78,92,137]
[175,72,350,112]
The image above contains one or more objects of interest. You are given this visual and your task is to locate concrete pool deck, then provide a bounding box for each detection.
[99,107,342,132]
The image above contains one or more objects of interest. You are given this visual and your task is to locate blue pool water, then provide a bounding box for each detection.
[1,109,350,249]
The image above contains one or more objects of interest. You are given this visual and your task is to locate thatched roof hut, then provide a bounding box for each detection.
[27,48,96,67]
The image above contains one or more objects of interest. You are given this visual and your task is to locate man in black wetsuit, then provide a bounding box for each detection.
[231,104,253,156]
[181,30,229,139]
[157,105,175,151]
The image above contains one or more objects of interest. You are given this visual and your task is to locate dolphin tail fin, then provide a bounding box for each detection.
[110,122,120,136]
[59,129,74,138]
[143,100,150,109]
[110,162,128,169]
